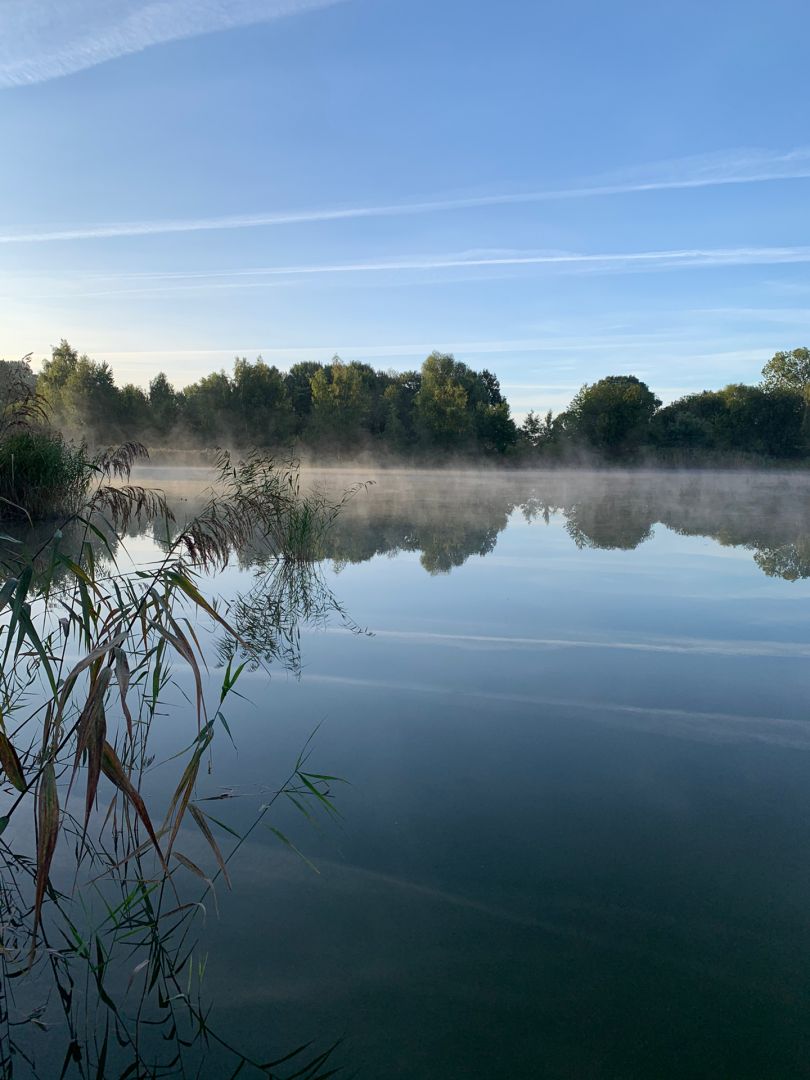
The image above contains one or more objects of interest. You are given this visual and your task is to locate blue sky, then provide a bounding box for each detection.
[1,0,809,416]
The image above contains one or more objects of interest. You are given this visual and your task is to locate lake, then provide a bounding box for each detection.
[11,467,810,1078]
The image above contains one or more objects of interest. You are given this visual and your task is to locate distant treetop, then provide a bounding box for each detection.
[761,347,810,395]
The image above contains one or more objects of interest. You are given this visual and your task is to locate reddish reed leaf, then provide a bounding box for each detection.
[101,741,166,871]
[0,733,26,793]
[72,668,111,830]
[34,762,59,938]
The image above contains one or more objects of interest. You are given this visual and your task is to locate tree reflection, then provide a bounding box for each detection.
[0,459,358,1078]
[303,470,810,581]
[216,559,365,672]
[130,467,810,582]
[562,495,655,550]
[753,541,810,581]
[319,483,512,575]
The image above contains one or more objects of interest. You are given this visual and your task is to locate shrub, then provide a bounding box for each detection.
[0,429,88,519]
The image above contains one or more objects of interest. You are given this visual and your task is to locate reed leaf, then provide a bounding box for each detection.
[149,619,206,731]
[114,647,133,739]
[72,667,111,830]
[189,803,231,889]
[0,732,26,793]
[100,741,166,871]
[163,728,213,855]
[0,576,17,612]
[34,761,59,937]
[172,851,214,890]
[165,570,239,639]
[57,632,127,724]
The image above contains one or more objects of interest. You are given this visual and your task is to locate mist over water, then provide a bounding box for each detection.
[130,464,810,581]
[50,464,801,1078]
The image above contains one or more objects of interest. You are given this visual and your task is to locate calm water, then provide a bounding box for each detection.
[28,469,810,1077]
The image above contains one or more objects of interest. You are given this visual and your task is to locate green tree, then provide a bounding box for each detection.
[563,375,660,456]
[232,357,295,445]
[39,340,79,393]
[118,384,151,434]
[478,369,504,405]
[309,358,374,445]
[650,392,725,450]
[181,370,233,440]
[414,353,473,450]
[652,385,805,458]
[718,383,804,457]
[285,362,324,431]
[474,401,518,455]
[38,340,79,422]
[149,372,179,437]
[520,409,555,451]
[521,410,542,449]
[39,342,119,436]
[761,348,810,395]
[382,370,421,452]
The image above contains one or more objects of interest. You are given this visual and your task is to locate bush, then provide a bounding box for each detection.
[0,429,88,519]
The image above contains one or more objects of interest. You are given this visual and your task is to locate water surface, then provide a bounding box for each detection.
[38,469,810,1077]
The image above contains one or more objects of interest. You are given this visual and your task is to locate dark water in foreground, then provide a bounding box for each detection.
[27,470,810,1076]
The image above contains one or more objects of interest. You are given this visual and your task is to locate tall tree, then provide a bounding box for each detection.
[232,357,295,444]
[118,384,151,433]
[652,385,805,458]
[761,348,810,395]
[39,342,118,435]
[382,370,421,451]
[310,358,374,445]
[39,340,79,393]
[562,375,660,456]
[181,370,233,440]
[478,369,504,405]
[285,361,324,431]
[149,372,179,437]
[414,353,473,449]
[718,383,804,457]
[474,401,518,455]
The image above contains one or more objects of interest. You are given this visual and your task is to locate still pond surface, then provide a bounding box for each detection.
[37,469,810,1077]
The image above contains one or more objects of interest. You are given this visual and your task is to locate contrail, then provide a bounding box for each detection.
[365,628,810,659]
[23,245,810,299]
[1,147,809,243]
[301,673,810,750]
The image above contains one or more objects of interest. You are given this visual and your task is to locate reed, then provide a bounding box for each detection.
[0,429,88,520]
[0,445,355,1077]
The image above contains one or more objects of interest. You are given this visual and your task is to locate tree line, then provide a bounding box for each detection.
[26,342,517,456]
[523,347,810,461]
[3,341,810,461]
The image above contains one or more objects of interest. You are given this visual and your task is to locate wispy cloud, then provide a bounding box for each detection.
[82,335,677,360]
[0,0,345,89]
[691,306,810,323]
[0,147,809,241]
[304,673,810,749]
[19,245,810,298]
[367,628,810,659]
